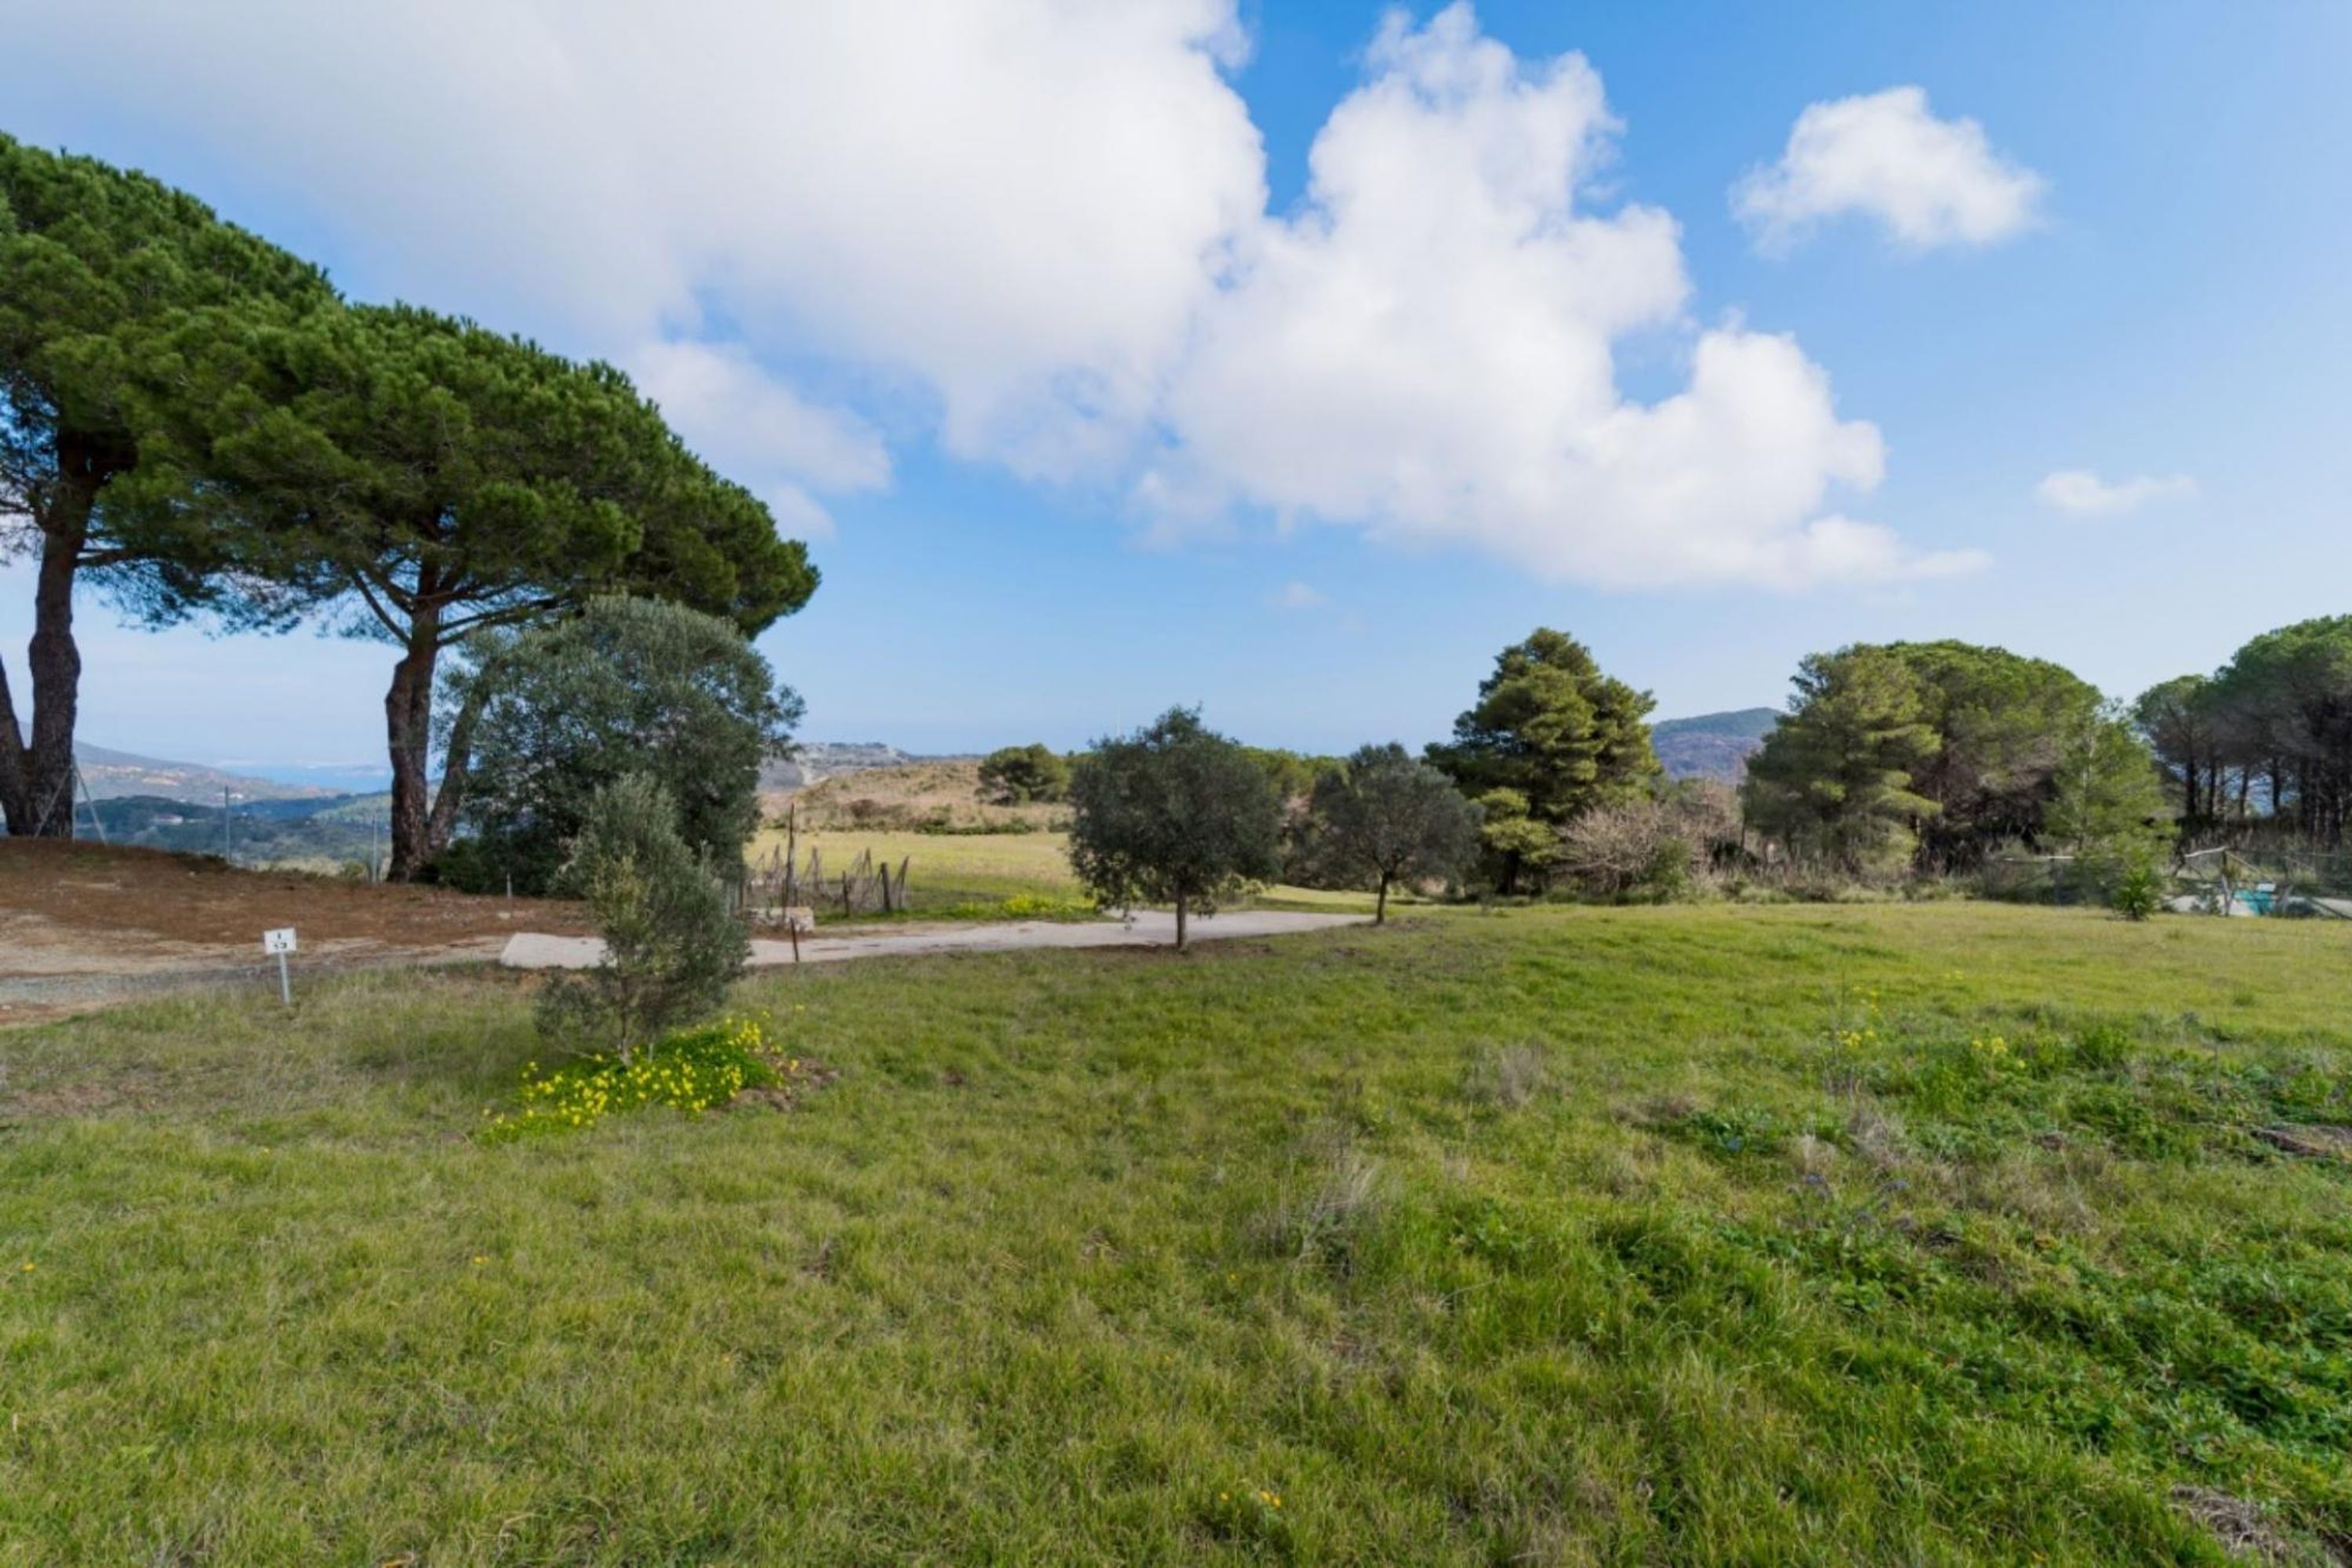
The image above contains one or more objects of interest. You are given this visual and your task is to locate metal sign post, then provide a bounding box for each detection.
[261,927,297,1005]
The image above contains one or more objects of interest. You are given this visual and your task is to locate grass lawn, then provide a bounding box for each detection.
[3,902,2350,1563]
[749,826,1085,919]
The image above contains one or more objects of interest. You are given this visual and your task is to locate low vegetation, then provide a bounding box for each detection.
[2,903,2347,1563]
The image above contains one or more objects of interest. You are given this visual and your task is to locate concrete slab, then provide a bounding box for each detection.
[498,908,1372,970]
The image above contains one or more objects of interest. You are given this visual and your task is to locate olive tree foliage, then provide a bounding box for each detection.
[1741,648,1940,877]
[1296,743,1479,922]
[976,742,1069,804]
[159,301,818,879]
[1065,707,1282,949]
[0,135,332,835]
[440,596,800,895]
[1427,629,1661,829]
[535,772,748,1062]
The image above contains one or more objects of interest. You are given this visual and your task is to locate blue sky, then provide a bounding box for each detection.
[6,1,2349,774]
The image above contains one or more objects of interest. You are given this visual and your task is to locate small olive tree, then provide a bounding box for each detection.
[1298,743,1478,922]
[977,742,1069,804]
[535,773,747,1060]
[1065,707,1281,949]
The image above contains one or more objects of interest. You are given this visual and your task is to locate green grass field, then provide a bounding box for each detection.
[746,826,1381,920]
[750,826,1082,916]
[4,903,2350,1563]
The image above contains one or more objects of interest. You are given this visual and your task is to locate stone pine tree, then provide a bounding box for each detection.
[1740,647,1940,875]
[1875,640,2100,869]
[0,135,333,835]
[1299,742,1479,923]
[1427,629,1661,830]
[169,302,818,877]
[1065,707,1282,949]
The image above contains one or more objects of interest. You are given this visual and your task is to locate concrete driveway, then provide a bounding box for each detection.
[498,908,1372,970]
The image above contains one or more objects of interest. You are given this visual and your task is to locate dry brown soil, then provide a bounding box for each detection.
[0,840,588,1022]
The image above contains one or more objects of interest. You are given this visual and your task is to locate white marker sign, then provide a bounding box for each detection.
[261,927,297,1004]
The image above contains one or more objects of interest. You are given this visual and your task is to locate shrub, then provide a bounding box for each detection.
[2111,857,2164,921]
[535,774,748,1060]
[446,596,800,894]
[977,743,1070,804]
[1558,784,1737,902]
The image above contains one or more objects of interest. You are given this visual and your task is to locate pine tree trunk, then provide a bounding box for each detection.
[1375,871,1391,924]
[0,644,29,833]
[1174,892,1188,950]
[14,493,93,837]
[383,612,441,880]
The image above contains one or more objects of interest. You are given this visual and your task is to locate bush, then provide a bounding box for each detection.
[446,596,800,894]
[1558,785,1740,902]
[2111,858,2164,921]
[977,743,1070,804]
[535,774,748,1060]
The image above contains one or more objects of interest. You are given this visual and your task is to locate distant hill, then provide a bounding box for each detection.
[74,742,339,805]
[759,741,979,792]
[1652,708,1780,782]
[86,789,391,868]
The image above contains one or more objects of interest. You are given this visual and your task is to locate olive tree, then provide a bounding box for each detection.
[444,596,800,895]
[535,772,747,1061]
[1298,743,1478,922]
[1065,707,1281,949]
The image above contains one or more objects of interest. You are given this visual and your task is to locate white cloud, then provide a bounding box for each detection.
[1149,6,1960,589]
[627,339,888,543]
[17,0,1261,499]
[630,340,890,494]
[1735,85,2045,252]
[2034,469,2198,517]
[10,1,1968,589]
[1269,581,1327,611]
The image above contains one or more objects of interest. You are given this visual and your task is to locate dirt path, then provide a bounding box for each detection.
[499,909,1373,969]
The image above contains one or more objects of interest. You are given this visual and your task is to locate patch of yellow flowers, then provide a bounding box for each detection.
[482,1016,801,1142]
[1829,985,1886,1056]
